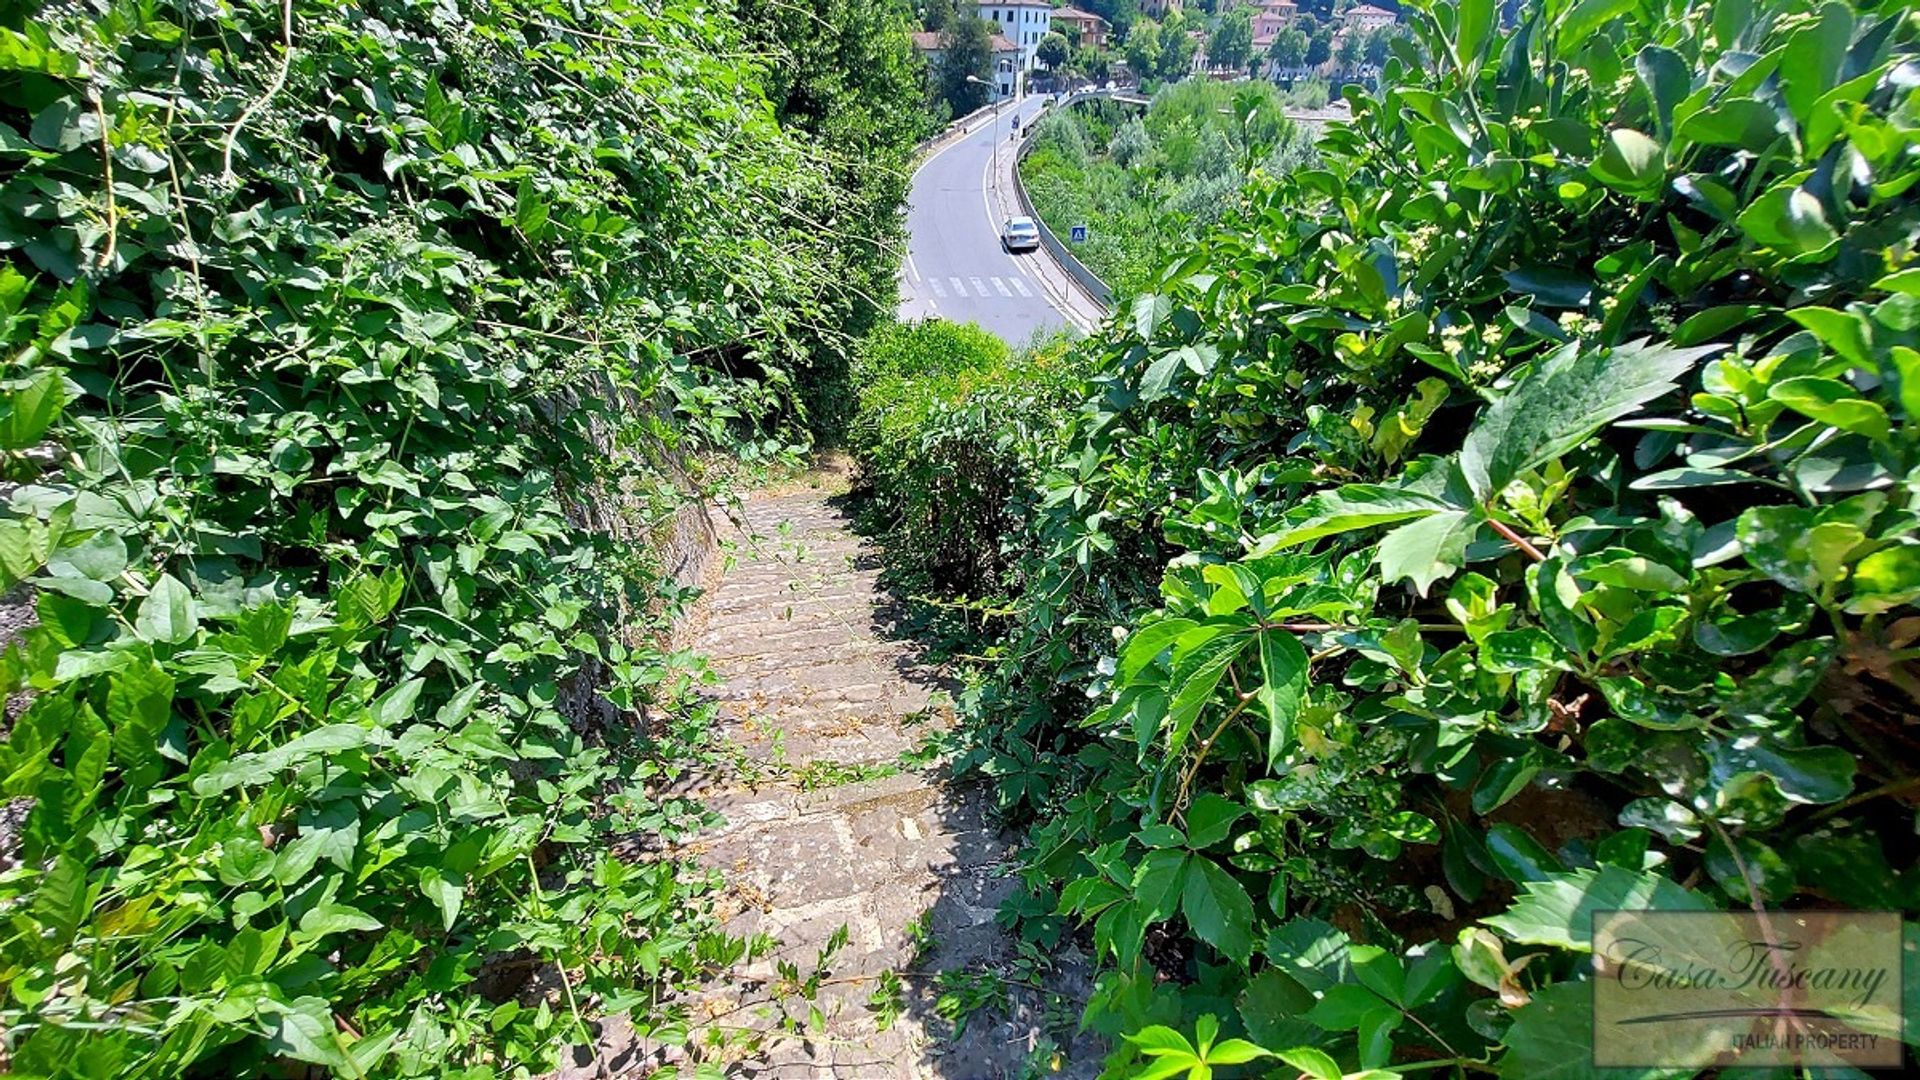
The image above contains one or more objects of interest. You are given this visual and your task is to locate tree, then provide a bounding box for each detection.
[1086,0,1141,37]
[1037,31,1071,71]
[733,0,932,430]
[1306,26,1333,67]
[1111,114,1152,167]
[1125,17,1161,77]
[1080,44,1114,82]
[1207,8,1253,71]
[1335,29,1362,70]
[919,0,954,31]
[1363,25,1398,66]
[1269,27,1308,70]
[1156,12,1197,79]
[937,16,996,116]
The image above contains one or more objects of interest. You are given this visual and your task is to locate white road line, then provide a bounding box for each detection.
[970,276,988,297]
[928,277,946,297]
[906,252,921,282]
[905,96,1104,333]
[993,277,1012,297]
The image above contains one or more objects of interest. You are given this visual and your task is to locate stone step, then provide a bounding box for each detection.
[554,477,1102,1080]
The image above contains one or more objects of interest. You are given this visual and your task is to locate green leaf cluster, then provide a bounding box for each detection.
[858,0,1920,1076]
[0,0,924,1075]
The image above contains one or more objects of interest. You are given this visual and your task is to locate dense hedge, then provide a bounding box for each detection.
[1019,81,1318,300]
[846,321,1086,633]
[878,0,1920,1076]
[0,0,915,1075]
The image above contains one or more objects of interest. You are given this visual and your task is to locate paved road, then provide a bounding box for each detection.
[899,103,1073,346]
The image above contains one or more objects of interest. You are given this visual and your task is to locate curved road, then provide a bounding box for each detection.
[899,102,1081,345]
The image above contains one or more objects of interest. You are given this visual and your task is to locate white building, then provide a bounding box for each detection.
[972,0,1054,78]
[1344,4,1398,34]
[911,30,1023,101]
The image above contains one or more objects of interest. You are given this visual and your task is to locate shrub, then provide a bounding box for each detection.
[848,322,1085,620]
[957,0,1920,1075]
[0,0,901,1074]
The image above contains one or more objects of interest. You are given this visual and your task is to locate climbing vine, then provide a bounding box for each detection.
[0,0,917,1075]
[858,0,1920,1076]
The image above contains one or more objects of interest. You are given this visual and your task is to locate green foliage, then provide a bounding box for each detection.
[936,16,997,119]
[905,0,1920,1076]
[0,0,909,1074]
[847,322,1086,626]
[735,0,935,440]
[1039,31,1073,72]
[1020,85,1317,298]
[1207,9,1255,72]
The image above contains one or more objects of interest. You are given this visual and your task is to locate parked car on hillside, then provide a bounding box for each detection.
[1001,216,1040,253]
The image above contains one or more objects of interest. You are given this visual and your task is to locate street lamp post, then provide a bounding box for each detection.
[965,73,1003,205]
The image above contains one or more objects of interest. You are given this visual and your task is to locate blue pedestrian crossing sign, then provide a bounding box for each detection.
[1070,224,1088,243]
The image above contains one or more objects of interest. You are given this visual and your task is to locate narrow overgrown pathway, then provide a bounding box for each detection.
[565,462,1099,1077]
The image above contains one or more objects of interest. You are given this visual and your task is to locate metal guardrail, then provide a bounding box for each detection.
[913,97,1015,159]
[1008,88,1146,309]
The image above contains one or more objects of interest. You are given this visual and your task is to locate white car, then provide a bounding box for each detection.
[1001,216,1041,253]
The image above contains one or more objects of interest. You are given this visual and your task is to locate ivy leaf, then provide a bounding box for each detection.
[1181,855,1254,964]
[419,866,464,931]
[1374,508,1479,596]
[1183,794,1245,850]
[0,368,67,450]
[1484,866,1708,952]
[1460,339,1709,502]
[265,996,350,1068]
[135,572,199,644]
[1254,627,1307,766]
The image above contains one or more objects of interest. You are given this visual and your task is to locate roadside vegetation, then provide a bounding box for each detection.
[1018,81,1319,299]
[0,0,919,1075]
[848,322,1087,648]
[856,0,1920,1076]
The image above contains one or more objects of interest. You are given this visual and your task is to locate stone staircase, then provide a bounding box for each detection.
[557,468,1100,1078]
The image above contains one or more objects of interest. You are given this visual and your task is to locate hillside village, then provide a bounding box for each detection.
[911,0,1406,113]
